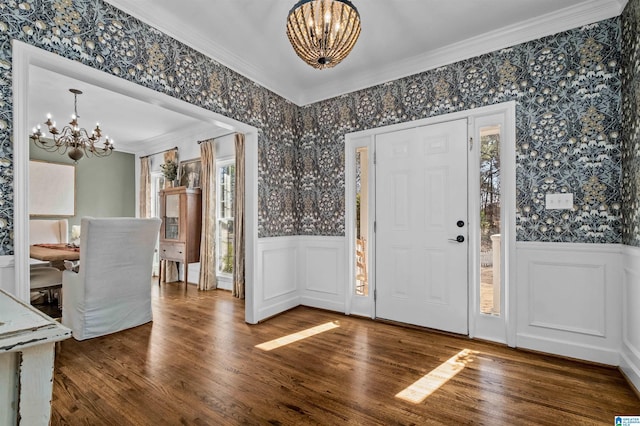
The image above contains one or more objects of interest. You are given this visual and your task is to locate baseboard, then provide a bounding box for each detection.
[256,296,300,323]
[620,350,640,397]
[299,296,345,313]
[517,333,620,366]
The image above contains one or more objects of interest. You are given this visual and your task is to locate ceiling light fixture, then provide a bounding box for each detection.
[30,88,114,163]
[286,0,361,70]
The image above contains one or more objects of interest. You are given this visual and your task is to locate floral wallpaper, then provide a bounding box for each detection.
[622,0,640,247]
[0,0,298,253]
[298,19,623,243]
[0,0,631,256]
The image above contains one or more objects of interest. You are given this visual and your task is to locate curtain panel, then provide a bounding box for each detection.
[199,139,218,291]
[139,156,151,218]
[233,133,246,299]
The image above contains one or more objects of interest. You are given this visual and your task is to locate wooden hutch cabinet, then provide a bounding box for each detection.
[159,186,202,286]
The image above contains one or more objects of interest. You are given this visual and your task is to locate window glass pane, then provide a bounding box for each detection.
[355,147,369,296]
[217,218,234,274]
[217,161,235,275]
[479,126,501,316]
[218,164,235,219]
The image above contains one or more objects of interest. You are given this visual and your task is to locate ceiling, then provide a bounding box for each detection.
[28,65,212,153]
[104,0,626,105]
[29,0,626,154]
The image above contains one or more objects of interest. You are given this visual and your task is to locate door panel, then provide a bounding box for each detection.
[376,119,468,334]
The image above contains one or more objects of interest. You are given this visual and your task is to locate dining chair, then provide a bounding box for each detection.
[29,219,69,244]
[62,217,161,340]
[30,266,62,307]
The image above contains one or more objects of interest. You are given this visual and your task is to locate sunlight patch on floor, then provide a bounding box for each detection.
[396,349,478,404]
[255,321,340,351]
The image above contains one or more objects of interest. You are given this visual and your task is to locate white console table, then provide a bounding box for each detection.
[0,289,71,425]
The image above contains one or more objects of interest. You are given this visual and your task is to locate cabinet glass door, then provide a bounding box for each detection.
[165,194,180,240]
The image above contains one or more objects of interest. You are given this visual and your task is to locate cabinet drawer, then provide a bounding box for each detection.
[160,242,186,261]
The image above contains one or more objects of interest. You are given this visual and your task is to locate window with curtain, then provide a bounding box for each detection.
[217,159,235,276]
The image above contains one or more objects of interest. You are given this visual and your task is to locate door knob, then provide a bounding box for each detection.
[448,235,465,243]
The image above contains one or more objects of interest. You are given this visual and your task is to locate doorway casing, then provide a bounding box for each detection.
[11,40,260,324]
[344,101,516,346]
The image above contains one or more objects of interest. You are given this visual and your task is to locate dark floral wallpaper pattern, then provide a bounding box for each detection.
[0,0,634,255]
[0,0,299,250]
[298,20,622,242]
[622,0,640,246]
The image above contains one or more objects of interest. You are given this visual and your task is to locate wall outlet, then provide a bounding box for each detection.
[545,193,573,210]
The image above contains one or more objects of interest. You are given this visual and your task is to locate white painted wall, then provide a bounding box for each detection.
[255,237,300,321]
[253,236,346,322]
[298,236,346,313]
[621,245,640,391]
[516,242,622,365]
[0,257,15,295]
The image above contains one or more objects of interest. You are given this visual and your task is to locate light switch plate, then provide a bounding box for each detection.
[545,193,574,210]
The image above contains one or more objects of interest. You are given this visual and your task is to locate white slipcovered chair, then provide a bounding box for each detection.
[29,219,69,244]
[62,217,161,340]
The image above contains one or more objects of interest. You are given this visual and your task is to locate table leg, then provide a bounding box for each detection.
[18,342,56,425]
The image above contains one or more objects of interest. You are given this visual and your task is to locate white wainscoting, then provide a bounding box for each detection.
[516,242,622,365]
[255,236,346,322]
[621,245,640,392]
[255,237,300,322]
[298,236,346,312]
[0,256,16,296]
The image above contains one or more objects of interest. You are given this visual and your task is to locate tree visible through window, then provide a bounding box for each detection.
[479,127,501,315]
[217,160,235,275]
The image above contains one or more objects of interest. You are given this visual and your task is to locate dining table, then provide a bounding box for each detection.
[30,244,80,270]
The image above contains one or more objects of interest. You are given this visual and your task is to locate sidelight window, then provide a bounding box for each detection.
[479,125,501,316]
[355,147,369,296]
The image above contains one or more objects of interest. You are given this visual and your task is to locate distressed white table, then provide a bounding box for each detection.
[0,289,71,425]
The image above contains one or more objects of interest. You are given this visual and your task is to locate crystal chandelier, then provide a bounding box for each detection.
[286,0,361,69]
[30,88,114,163]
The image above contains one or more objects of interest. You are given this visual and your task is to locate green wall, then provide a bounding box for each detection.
[29,144,136,233]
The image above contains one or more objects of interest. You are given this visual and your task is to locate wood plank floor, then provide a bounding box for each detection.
[51,283,640,425]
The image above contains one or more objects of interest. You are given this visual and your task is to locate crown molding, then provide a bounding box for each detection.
[297,0,627,105]
[102,0,294,103]
[104,0,626,107]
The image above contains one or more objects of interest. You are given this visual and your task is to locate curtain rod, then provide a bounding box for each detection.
[140,146,178,159]
[197,131,237,144]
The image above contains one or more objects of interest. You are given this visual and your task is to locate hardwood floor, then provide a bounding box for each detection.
[51,283,640,425]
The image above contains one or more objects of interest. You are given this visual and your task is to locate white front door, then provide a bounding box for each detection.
[375,119,468,334]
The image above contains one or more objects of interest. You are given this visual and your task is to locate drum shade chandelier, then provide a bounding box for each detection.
[30,88,114,163]
[286,0,361,69]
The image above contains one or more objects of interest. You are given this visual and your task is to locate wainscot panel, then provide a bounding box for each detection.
[0,256,15,296]
[299,237,346,312]
[256,238,300,321]
[621,245,640,392]
[516,242,622,365]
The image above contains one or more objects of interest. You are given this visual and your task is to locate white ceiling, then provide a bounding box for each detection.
[104,0,626,105]
[29,0,627,154]
[28,65,210,152]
